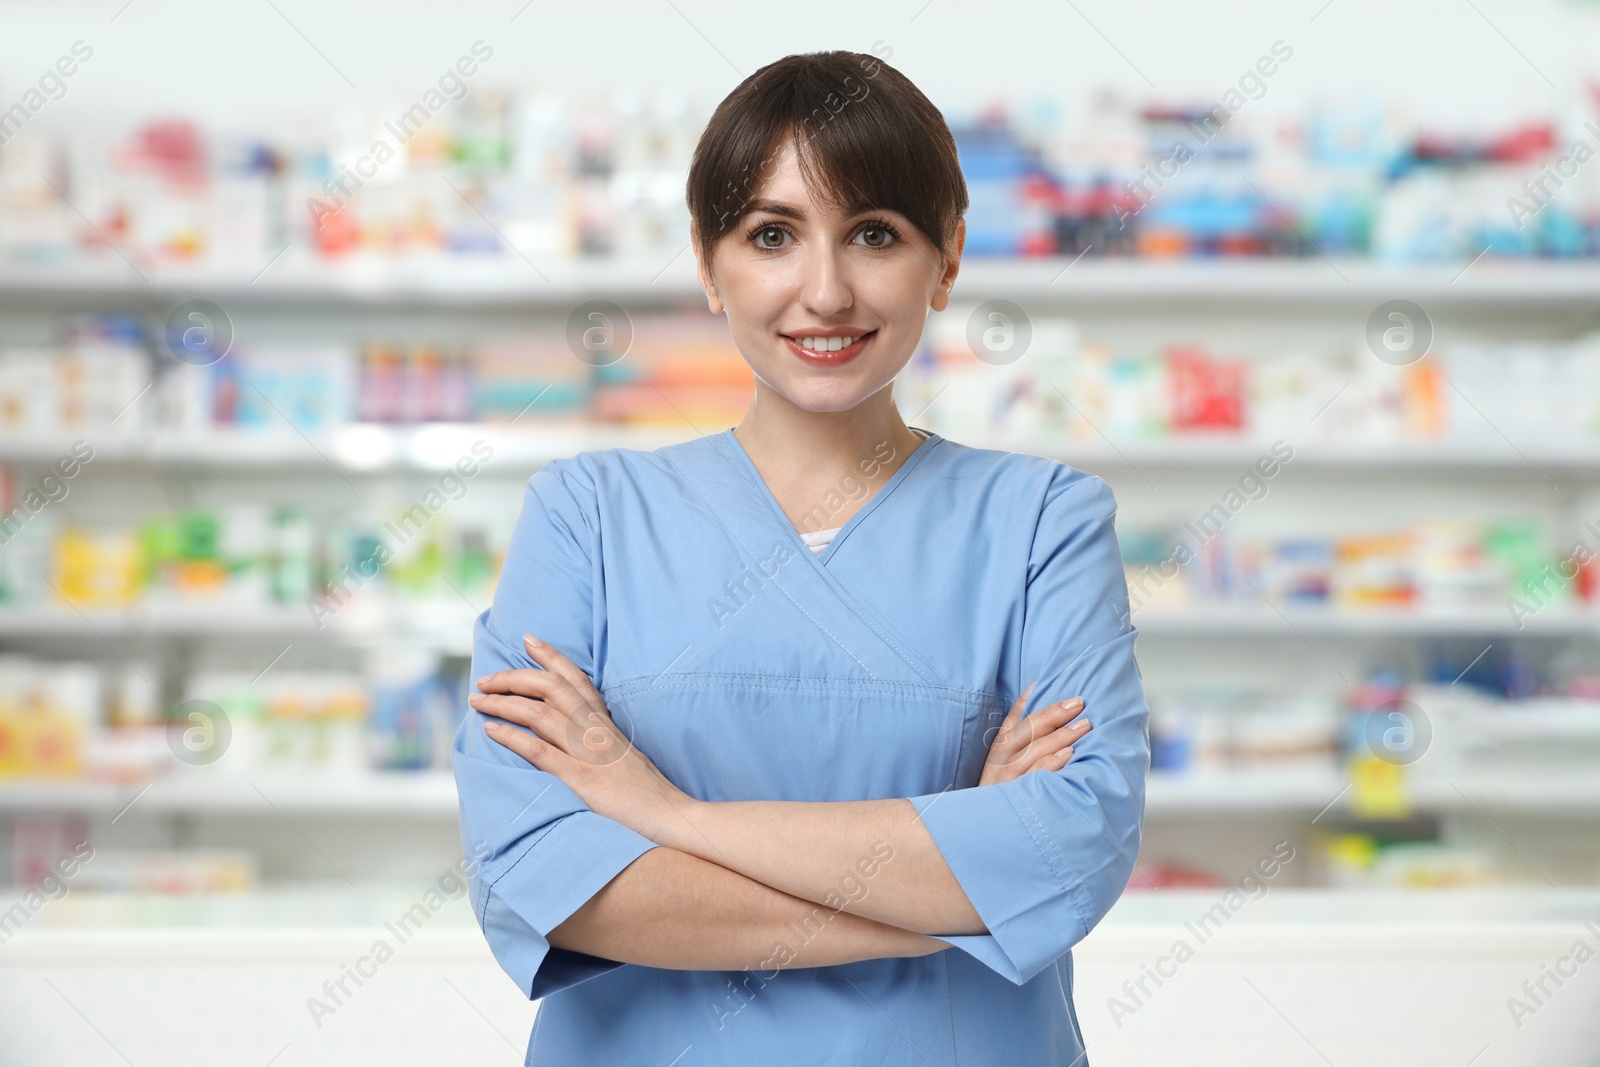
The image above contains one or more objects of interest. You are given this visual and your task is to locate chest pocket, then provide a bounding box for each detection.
[602,673,1006,803]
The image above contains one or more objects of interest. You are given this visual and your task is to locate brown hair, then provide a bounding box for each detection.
[686,50,968,272]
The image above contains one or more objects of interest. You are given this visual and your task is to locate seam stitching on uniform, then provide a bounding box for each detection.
[663,439,879,680]
[941,950,961,1067]
[1002,784,1091,955]
[806,438,950,686]
[490,815,570,891]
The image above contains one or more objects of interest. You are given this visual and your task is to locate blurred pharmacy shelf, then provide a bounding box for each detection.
[0,770,458,816]
[10,427,1600,473]
[7,258,1600,305]
[0,603,477,644]
[1146,770,1600,815]
[1132,607,1598,637]
[7,768,1600,818]
[0,603,1588,648]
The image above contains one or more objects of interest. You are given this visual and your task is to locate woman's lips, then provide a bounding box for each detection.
[782,330,876,367]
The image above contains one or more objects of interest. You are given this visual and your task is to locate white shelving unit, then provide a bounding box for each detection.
[6,256,1600,304]
[6,767,1598,818]
[9,425,1600,473]
[0,602,1587,645]
[0,771,460,815]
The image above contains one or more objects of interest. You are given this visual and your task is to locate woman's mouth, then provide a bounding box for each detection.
[781,330,877,367]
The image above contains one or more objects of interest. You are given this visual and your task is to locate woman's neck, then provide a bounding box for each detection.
[731,387,927,532]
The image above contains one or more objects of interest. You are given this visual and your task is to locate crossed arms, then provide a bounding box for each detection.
[470,639,1094,973]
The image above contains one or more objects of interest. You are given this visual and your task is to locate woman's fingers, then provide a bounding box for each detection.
[468,692,549,731]
[1013,716,1092,770]
[475,639,611,743]
[983,684,1031,751]
[1020,697,1085,743]
[988,693,1084,761]
[484,718,580,777]
[980,690,1090,785]
[521,635,606,707]
[475,664,563,702]
[472,653,632,767]
[1033,745,1074,773]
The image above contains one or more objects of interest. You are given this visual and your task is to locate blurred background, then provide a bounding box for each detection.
[2,0,1599,1064]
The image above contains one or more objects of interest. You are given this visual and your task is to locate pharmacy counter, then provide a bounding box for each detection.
[1,887,1596,1066]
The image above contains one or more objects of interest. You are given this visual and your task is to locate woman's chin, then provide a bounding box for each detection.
[753,365,898,414]
[774,383,878,414]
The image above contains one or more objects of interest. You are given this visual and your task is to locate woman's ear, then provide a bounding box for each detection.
[929,217,965,313]
[690,225,724,315]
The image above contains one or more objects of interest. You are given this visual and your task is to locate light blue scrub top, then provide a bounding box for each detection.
[452,426,1149,1066]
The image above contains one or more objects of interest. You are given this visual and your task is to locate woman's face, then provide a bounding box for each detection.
[695,136,963,414]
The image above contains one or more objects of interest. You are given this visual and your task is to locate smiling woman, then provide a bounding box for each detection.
[451,49,1149,1067]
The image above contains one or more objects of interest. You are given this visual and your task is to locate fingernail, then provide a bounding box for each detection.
[484,722,500,733]
[1062,697,1084,710]
[475,676,490,689]
[524,634,544,649]
[1070,719,1090,733]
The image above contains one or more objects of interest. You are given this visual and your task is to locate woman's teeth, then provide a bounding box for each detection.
[795,335,863,352]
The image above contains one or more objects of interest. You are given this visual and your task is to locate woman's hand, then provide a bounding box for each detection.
[472,635,699,844]
[979,682,1091,787]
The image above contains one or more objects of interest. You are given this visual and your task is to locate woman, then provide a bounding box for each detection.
[453,50,1148,1066]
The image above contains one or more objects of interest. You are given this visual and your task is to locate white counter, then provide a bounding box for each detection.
[1,888,1595,1066]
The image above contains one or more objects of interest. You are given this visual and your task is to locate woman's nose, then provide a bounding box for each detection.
[798,248,853,316]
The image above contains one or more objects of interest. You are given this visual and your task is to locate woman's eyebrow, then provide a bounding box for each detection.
[743,198,885,221]
[744,200,806,220]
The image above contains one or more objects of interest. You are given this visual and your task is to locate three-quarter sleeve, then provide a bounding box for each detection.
[907,468,1149,986]
[451,459,661,1001]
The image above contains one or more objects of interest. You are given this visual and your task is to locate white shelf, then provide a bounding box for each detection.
[0,603,1587,646]
[1133,606,1596,637]
[8,426,1600,473]
[0,770,459,815]
[5,768,1600,817]
[1150,770,1600,814]
[0,425,687,471]
[0,603,478,650]
[1146,768,1349,812]
[5,257,1600,303]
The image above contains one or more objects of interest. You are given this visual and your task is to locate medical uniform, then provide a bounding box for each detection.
[452,426,1149,1066]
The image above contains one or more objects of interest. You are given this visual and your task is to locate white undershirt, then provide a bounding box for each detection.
[800,429,929,556]
[799,526,840,555]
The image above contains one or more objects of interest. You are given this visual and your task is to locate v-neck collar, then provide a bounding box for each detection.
[713,426,942,566]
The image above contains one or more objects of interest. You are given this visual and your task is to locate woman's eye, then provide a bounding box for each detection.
[754,225,789,249]
[856,226,895,248]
